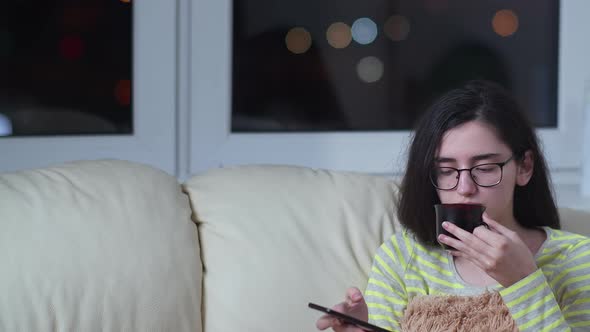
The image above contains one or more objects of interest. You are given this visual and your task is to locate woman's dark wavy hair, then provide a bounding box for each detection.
[397,80,560,247]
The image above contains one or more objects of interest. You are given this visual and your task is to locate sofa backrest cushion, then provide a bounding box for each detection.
[0,160,202,332]
[183,165,399,332]
[559,207,590,236]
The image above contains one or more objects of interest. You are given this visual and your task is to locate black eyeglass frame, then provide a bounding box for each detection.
[430,155,515,191]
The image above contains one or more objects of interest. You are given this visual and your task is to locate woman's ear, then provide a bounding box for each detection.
[516,150,534,186]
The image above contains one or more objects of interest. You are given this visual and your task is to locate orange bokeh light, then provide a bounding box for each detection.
[285,27,312,54]
[326,22,352,49]
[492,9,519,37]
[114,79,131,106]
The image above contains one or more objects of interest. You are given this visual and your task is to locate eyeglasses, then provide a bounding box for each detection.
[430,156,514,190]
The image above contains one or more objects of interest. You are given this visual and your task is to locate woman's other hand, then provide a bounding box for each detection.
[438,212,538,287]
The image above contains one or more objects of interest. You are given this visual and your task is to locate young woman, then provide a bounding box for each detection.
[316,80,590,331]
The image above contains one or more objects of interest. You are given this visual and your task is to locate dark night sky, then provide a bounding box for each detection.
[232,0,558,132]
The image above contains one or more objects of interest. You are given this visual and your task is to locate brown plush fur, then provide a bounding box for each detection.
[401,291,518,332]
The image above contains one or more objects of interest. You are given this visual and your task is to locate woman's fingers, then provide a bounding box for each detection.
[315,315,342,330]
[315,302,347,330]
[439,222,487,255]
[346,287,364,305]
[438,222,508,268]
[482,213,514,237]
[472,224,504,247]
[316,288,364,331]
[316,314,338,330]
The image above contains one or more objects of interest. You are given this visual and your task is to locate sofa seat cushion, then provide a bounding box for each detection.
[0,160,202,332]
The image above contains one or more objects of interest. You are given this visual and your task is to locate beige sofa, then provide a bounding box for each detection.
[1,160,589,332]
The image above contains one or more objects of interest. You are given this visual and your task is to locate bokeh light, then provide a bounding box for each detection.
[326,22,352,49]
[114,79,131,106]
[285,27,312,54]
[492,9,519,37]
[356,56,384,83]
[59,35,84,60]
[351,17,378,45]
[0,113,12,136]
[384,15,410,42]
[120,0,131,3]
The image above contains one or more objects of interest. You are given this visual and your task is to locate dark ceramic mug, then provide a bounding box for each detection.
[435,203,486,250]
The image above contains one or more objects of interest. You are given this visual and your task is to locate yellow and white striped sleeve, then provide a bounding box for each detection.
[499,239,590,331]
[364,231,412,332]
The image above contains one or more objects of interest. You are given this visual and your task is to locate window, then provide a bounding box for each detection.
[231,1,558,132]
[0,0,176,174]
[189,0,588,180]
[0,0,132,137]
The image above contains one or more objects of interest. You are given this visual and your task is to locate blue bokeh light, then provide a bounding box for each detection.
[351,17,378,45]
[0,113,13,136]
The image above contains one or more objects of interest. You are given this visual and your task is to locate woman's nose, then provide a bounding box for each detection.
[456,170,477,196]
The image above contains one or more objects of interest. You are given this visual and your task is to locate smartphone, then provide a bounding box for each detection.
[308,302,390,332]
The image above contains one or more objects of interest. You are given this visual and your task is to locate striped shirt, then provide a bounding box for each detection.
[365,227,590,331]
